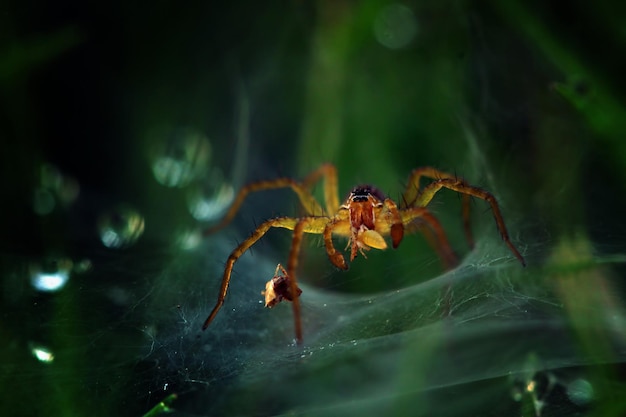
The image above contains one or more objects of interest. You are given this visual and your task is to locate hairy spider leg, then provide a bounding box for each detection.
[399,207,459,268]
[398,205,460,315]
[204,164,339,236]
[301,163,340,215]
[381,198,405,248]
[416,178,526,266]
[323,218,350,270]
[201,216,330,333]
[286,220,306,343]
[402,167,473,248]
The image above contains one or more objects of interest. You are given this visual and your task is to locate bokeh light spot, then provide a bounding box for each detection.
[33,187,55,215]
[176,228,203,251]
[98,205,145,249]
[40,163,63,190]
[567,378,594,405]
[374,4,418,49]
[34,163,80,215]
[29,257,72,292]
[151,127,212,188]
[187,168,235,221]
[31,345,55,363]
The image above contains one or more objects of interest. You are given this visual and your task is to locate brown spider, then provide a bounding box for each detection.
[201,163,525,343]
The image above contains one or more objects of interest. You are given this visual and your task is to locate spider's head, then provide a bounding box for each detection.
[343,185,388,261]
[348,185,386,203]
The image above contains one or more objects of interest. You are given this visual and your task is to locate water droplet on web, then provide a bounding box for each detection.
[33,163,80,214]
[175,228,203,250]
[40,163,63,189]
[73,259,92,274]
[98,205,145,248]
[107,286,132,306]
[373,4,418,49]
[150,127,212,188]
[187,168,235,221]
[29,257,72,292]
[30,343,55,363]
[510,381,524,401]
[56,176,80,206]
[567,378,593,405]
[33,188,55,215]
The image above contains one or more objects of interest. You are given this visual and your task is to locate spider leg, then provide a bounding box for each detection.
[382,198,404,248]
[402,167,473,248]
[400,207,458,268]
[301,163,340,215]
[287,220,306,344]
[202,217,294,330]
[323,220,349,270]
[205,164,340,236]
[202,216,329,333]
[203,178,323,235]
[416,179,525,266]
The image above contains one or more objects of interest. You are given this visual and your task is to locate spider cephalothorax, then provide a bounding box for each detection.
[340,185,403,262]
[202,163,525,343]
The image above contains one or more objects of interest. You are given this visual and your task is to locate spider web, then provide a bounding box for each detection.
[134,219,626,416]
[10,169,626,417]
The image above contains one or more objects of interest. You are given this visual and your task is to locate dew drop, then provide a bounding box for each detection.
[176,228,203,250]
[373,4,418,49]
[510,383,524,402]
[73,259,92,274]
[29,257,72,292]
[151,127,212,188]
[187,168,235,221]
[107,286,132,306]
[567,378,593,406]
[30,344,55,363]
[56,175,80,206]
[40,164,63,190]
[98,205,145,249]
[33,187,55,215]
[36,163,80,210]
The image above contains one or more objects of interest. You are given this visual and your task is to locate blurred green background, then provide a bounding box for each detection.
[2,0,626,416]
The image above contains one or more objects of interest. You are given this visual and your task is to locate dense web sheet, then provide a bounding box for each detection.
[138,228,626,416]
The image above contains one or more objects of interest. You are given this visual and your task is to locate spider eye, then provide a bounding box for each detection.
[351,186,371,202]
[349,185,385,202]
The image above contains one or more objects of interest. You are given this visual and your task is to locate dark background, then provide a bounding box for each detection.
[2,1,626,416]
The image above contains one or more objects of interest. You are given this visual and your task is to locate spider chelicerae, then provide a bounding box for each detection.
[201,163,525,343]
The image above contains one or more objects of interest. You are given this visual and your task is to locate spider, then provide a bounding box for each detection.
[201,163,525,343]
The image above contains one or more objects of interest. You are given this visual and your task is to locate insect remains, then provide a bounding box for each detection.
[262,264,302,308]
